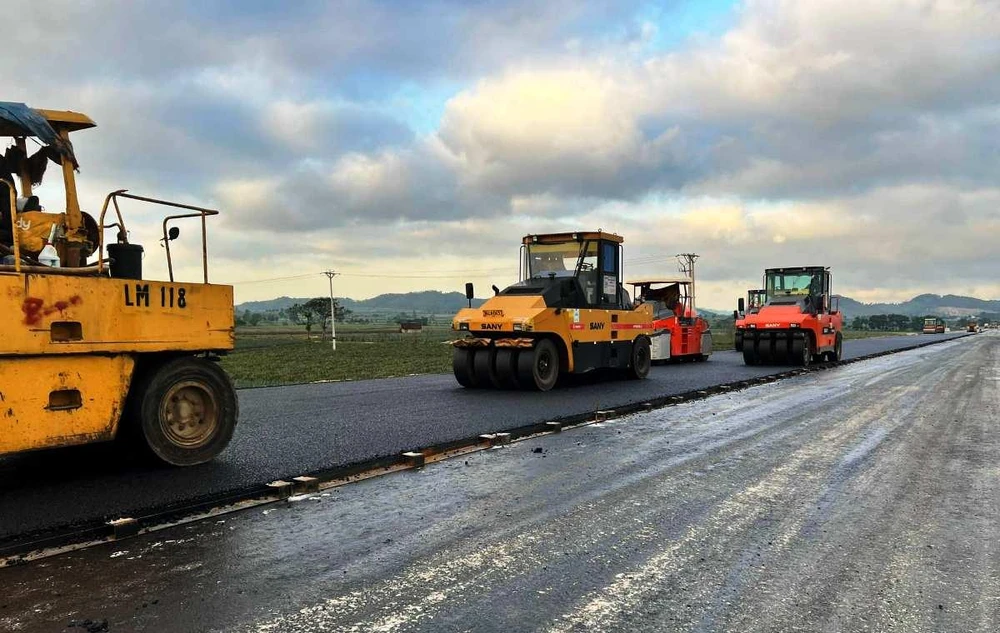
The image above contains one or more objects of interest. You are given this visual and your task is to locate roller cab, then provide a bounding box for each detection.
[451,231,654,391]
[733,289,766,351]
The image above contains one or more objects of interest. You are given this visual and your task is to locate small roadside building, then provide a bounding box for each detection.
[399,321,423,334]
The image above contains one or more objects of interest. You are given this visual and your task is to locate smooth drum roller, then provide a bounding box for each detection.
[517,339,560,391]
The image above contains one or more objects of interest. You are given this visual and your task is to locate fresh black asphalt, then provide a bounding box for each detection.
[0,332,969,543]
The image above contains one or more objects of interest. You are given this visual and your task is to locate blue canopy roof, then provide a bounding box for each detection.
[0,101,77,166]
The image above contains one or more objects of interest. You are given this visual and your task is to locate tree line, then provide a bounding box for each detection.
[849,314,965,331]
[235,297,352,334]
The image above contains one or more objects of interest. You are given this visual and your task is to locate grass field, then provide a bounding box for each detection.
[221,325,454,388]
[221,324,917,388]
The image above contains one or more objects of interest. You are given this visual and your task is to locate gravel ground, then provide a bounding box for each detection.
[0,332,969,544]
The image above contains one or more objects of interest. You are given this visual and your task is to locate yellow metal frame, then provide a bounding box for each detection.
[2,177,20,272]
[522,231,623,245]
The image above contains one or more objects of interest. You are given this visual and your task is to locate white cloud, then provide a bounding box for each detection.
[6,0,1000,306]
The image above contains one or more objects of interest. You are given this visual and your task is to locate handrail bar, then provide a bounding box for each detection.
[97,190,219,284]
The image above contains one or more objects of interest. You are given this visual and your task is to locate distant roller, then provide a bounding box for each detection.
[738,266,843,366]
[450,231,654,391]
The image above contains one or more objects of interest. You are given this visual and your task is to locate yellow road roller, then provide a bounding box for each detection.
[0,102,236,466]
[451,231,655,391]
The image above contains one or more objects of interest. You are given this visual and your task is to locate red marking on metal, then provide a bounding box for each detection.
[21,295,83,325]
[611,323,653,330]
[570,323,585,330]
[22,297,44,325]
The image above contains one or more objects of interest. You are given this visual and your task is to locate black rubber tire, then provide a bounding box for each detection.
[734,331,743,352]
[757,335,773,364]
[742,337,757,365]
[473,348,502,388]
[627,337,652,380]
[128,357,238,467]
[452,348,478,388]
[834,333,843,361]
[792,336,811,367]
[517,339,560,391]
[783,337,797,365]
[494,349,521,389]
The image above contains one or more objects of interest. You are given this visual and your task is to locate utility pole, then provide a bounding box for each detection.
[676,253,699,312]
[324,270,339,351]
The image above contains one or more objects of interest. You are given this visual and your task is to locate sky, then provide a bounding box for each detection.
[5,0,999,309]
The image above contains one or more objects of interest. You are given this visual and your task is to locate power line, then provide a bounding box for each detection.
[227,267,515,285]
[228,273,321,285]
[339,271,516,280]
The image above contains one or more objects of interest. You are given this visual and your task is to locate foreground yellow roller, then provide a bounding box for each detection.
[451,231,655,391]
[0,102,236,466]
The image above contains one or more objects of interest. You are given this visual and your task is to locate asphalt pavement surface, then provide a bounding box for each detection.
[0,332,969,544]
[0,332,994,632]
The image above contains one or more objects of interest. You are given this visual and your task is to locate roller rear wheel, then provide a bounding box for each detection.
[627,337,651,380]
[517,339,560,391]
[128,357,238,466]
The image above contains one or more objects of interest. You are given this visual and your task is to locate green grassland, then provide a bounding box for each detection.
[221,324,455,388]
[221,324,915,388]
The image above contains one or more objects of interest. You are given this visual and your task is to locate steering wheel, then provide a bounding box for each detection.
[579,262,594,271]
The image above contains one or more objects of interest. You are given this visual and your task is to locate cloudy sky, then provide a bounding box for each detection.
[7,0,999,308]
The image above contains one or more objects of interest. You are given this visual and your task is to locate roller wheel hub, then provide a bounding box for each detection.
[161,380,219,448]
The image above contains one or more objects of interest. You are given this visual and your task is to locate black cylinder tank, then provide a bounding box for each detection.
[107,243,143,280]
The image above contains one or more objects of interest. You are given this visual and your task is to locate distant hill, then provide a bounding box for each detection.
[240,291,1000,319]
[237,291,486,315]
[837,294,1000,318]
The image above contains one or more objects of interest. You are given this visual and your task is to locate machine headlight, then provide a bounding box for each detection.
[458,321,470,331]
[790,323,800,328]
[748,324,756,329]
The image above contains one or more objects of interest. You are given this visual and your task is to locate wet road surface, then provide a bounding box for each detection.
[0,333,995,632]
[0,333,969,544]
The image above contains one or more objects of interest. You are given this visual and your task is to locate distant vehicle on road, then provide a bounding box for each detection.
[451,231,655,391]
[739,266,843,366]
[733,289,766,351]
[923,317,946,334]
[628,277,712,363]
